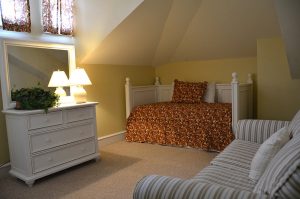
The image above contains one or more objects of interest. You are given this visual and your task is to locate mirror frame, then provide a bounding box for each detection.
[0,39,76,110]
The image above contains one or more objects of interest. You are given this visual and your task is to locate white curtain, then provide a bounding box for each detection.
[0,0,31,32]
[42,0,75,36]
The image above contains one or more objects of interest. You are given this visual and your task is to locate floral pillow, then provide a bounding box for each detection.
[172,79,207,103]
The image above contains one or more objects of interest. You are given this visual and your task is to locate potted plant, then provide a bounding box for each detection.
[11,86,59,113]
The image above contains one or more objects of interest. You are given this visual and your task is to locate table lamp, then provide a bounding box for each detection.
[48,70,70,97]
[69,67,92,103]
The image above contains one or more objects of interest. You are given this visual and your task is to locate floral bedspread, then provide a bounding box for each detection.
[125,102,234,151]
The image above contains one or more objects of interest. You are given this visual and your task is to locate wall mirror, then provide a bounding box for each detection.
[0,40,76,110]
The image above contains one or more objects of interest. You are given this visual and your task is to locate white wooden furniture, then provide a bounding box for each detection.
[0,40,100,186]
[0,39,76,110]
[2,102,99,186]
[125,73,253,130]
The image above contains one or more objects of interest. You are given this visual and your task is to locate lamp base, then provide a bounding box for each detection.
[55,87,67,97]
[58,96,76,105]
[73,86,87,104]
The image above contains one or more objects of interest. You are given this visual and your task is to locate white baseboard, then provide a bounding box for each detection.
[98,130,126,147]
[0,162,10,169]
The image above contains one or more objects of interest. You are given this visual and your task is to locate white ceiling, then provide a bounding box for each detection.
[76,0,281,66]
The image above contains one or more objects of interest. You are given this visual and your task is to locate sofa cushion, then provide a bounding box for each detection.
[254,133,300,198]
[273,159,300,198]
[235,120,290,144]
[249,127,290,182]
[211,140,260,173]
[134,175,268,199]
[193,165,256,192]
[288,109,300,137]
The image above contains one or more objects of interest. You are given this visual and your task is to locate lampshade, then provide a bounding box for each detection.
[48,70,70,87]
[69,68,92,86]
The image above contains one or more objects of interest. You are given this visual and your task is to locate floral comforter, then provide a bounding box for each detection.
[125,102,234,151]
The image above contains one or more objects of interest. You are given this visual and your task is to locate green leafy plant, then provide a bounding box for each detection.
[11,86,59,113]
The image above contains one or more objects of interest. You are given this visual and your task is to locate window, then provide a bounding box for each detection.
[0,5,2,27]
[42,0,75,36]
[0,0,31,32]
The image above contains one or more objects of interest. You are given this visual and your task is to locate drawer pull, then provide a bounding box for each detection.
[47,157,53,162]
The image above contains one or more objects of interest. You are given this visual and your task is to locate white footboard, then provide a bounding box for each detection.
[125,73,253,130]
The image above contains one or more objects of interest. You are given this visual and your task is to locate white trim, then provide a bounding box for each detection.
[0,162,11,169]
[98,131,126,147]
[0,39,76,110]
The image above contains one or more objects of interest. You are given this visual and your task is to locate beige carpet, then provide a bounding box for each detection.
[0,141,217,199]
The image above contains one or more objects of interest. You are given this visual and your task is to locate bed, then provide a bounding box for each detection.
[125,73,253,151]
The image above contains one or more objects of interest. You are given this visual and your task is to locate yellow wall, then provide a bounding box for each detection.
[0,82,9,165]
[82,64,155,137]
[257,38,300,120]
[155,57,257,84]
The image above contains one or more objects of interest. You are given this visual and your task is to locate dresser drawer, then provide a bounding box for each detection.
[30,122,94,153]
[66,107,93,123]
[32,139,96,173]
[29,111,63,130]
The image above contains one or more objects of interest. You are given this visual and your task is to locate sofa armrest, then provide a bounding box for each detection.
[133,175,267,199]
[235,119,290,144]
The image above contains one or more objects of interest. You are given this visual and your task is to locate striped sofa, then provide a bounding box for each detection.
[133,110,300,199]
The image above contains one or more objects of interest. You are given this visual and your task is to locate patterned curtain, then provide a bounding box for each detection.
[42,0,74,36]
[0,0,31,32]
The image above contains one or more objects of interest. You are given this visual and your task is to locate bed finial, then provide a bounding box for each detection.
[231,72,238,84]
[125,77,130,86]
[155,77,160,86]
[247,73,253,84]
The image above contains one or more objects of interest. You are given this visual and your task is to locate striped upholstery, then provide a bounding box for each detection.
[211,140,260,173]
[254,134,300,198]
[193,165,256,192]
[133,117,300,199]
[235,120,289,144]
[133,175,267,199]
[288,110,300,136]
[274,160,300,198]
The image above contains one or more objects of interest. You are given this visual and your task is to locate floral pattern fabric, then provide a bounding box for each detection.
[126,102,234,151]
[0,0,31,32]
[172,80,207,103]
[42,0,74,35]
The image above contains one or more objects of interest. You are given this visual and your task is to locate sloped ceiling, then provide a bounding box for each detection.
[75,0,144,62]
[274,0,300,79]
[76,0,281,66]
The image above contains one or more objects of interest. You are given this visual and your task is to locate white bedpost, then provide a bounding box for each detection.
[247,73,253,118]
[155,77,160,86]
[231,72,239,132]
[247,73,253,84]
[155,77,160,102]
[125,77,131,118]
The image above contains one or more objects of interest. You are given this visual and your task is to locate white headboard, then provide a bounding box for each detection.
[125,73,253,130]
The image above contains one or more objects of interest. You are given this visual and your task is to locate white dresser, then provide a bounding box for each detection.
[3,102,99,186]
